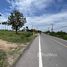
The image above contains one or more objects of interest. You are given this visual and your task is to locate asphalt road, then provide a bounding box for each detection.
[14,33,67,67]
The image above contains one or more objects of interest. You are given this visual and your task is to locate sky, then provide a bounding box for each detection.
[0,0,67,32]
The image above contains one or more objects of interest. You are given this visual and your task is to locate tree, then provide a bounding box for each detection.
[2,22,7,30]
[8,10,26,34]
[26,26,29,31]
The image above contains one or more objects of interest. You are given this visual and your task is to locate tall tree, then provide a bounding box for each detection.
[8,10,26,34]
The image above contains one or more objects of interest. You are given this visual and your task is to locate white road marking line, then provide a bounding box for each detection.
[47,35,67,47]
[52,38,67,47]
[39,35,43,67]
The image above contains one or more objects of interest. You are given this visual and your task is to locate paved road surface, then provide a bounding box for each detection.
[14,33,67,67]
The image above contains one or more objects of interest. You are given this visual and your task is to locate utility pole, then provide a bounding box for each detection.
[48,27,50,31]
[51,24,54,32]
[32,25,34,36]
[30,22,34,36]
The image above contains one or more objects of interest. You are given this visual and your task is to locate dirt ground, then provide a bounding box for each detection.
[0,39,27,66]
[0,39,18,51]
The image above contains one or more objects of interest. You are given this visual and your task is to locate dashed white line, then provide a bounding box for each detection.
[39,35,43,67]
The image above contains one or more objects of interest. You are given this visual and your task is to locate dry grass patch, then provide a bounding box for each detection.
[0,39,27,66]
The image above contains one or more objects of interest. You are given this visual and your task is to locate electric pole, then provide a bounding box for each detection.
[51,24,54,32]
[48,27,50,31]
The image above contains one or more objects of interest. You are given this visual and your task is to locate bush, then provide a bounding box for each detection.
[47,31,67,40]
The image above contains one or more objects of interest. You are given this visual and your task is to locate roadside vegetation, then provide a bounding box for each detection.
[0,10,37,67]
[45,31,67,40]
[0,50,8,67]
[0,30,35,67]
[0,30,33,44]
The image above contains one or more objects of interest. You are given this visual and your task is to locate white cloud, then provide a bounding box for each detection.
[1,8,67,31]
[26,11,67,24]
[0,11,10,23]
[4,0,67,32]
[24,11,67,31]
[6,0,53,16]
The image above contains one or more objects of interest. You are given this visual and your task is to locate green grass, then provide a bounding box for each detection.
[0,30,35,67]
[0,50,7,67]
[0,30,33,44]
[46,31,67,40]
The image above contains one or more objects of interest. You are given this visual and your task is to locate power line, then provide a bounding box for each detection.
[54,25,67,30]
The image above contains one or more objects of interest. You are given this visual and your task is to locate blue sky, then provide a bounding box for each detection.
[0,0,67,32]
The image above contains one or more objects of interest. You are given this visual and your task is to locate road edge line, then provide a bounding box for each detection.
[39,35,43,67]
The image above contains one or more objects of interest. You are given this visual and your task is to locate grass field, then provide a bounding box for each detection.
[0,30,35,67]
[0,30,34,44]
[0,50,8,67]
[45,31,67,40]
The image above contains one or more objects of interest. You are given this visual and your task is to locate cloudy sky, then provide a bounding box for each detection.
[0,0,67,31]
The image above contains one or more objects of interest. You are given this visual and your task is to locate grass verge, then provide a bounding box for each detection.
[0,30,33,44]
[0,30,36,67]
